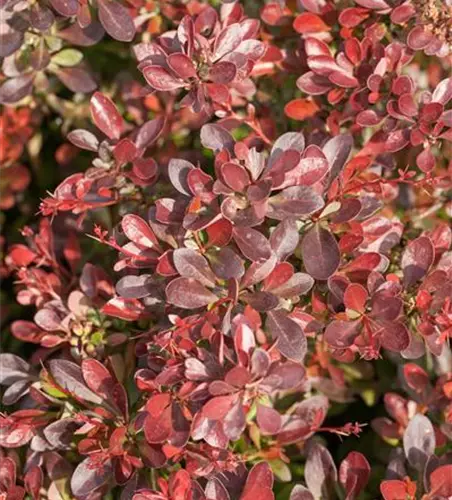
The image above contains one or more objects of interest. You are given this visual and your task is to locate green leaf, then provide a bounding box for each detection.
[269,459,292,482]
[52,49,83,67]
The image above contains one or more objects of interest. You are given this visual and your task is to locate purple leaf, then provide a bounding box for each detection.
[233,227,272,262]
[168,158,195,195]
[0,74,34,104]
[0,29,23,58]
[166,277,217,309]
[49,0,78,16]
[0,354,30,384]
[135,116,166,149]
[268,186,325,219]
[67,129,99,151]
[173,248,216,287]
[290,485,314,500]
[322,134,353,182]
[401,236,434,287]
[200,124,235,152]
[59,22,105,46]
[48,360,103,404]
[301,224,340,280]
[269,219,299,261]
[209,248,245,280]
[324,320,361,348]
[403,414,435,471]
[116,274,153,299]
[56,66,97,93]
[70,456,113,497]
[266,309,307,362]
[305,443,337,499]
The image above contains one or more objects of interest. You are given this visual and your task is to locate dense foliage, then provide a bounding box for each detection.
[1,0,452,498]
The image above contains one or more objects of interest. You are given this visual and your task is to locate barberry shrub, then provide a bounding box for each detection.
[1,0,451,498]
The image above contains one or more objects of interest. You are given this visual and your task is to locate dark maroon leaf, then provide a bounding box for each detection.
[98,0,136,41]
[56,66,97,93]
[167,53,197,79]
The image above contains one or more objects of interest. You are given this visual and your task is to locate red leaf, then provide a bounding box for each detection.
[429,465,452,496]
[167,53,197,79]
[257,405,282,435]
[122,214,159,249]
[81,359,116,401]
[293,13,330,34]
[241,462,274,500]
[285,99,319,120]
[403,363,429,393]
[344,283,368,313]
[416,148,435,173]
[339,452,371,500]
[90,92,124,141]
[142,65,185,91]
